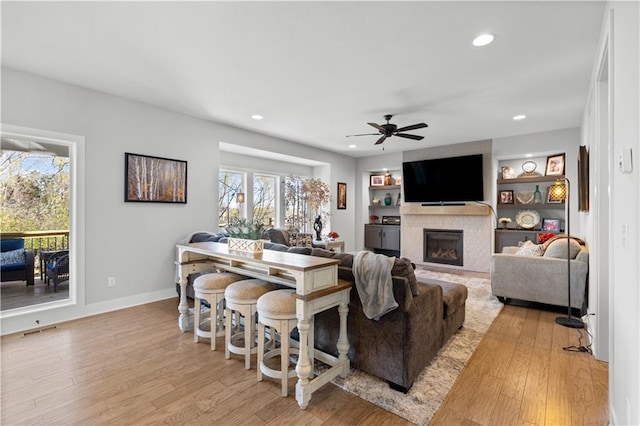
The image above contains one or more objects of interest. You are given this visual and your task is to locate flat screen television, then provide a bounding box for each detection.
[402,154,484,203]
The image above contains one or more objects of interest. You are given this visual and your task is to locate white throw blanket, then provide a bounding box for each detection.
[352,251,398,320]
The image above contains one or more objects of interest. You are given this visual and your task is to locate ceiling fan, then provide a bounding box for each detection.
[347,114,428,145]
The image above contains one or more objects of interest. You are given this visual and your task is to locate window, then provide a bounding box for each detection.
[253,174,276,227]
[218,170,243,228]
[284,175,309,232]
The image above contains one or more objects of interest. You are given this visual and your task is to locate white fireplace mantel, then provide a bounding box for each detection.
[400,204,491,216]
[401,203,493,273]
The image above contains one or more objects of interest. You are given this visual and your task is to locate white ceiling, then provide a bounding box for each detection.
[1,1,605,158]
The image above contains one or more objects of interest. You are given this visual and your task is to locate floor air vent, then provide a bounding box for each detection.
[23,325,58,336]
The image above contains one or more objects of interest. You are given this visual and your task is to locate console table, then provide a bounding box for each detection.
[312,239,345,253]
[175,242,352,409]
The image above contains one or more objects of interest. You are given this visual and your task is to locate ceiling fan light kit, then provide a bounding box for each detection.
[347,114,428,146]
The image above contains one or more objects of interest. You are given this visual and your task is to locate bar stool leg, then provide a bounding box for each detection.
[193,296,201,343]
[280,320,289,397]
[257,322,265,382]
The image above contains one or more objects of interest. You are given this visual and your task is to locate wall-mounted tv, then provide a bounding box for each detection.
[402,154,484,203]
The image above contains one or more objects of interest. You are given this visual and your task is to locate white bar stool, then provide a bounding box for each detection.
[193,272,247,350]
[224,279,276,369]
[256,289,299,397]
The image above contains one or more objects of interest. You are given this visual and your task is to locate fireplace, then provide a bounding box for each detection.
[423,229,463,266]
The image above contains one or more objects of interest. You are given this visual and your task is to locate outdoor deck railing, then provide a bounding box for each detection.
[1,230,70,278]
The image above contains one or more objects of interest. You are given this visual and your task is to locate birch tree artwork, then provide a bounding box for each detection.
[125,153,187,203]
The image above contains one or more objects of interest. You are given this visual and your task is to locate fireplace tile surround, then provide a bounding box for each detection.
[400,204,493,273]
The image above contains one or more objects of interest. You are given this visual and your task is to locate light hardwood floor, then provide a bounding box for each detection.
[1,279,69,311]
[1,297,608,425]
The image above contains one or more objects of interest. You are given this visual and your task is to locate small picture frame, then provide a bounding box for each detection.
[542,218,562,233]
[370,174,385,186]
[545,153,565,176]
[499,190,514,204]
[337,182,347,210]
[501,166,516,179]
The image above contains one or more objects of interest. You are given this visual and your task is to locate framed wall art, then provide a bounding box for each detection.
[125,152,187,203]
[499,190,514,204]
[337,182,347,209]
[545,153,565,176]
[578,145,589,211]
[501,166,516,179]
[370,174,384,186]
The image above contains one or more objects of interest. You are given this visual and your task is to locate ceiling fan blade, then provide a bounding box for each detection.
[374,135,387,145]
[368,122,386,132]
[395,123,428,133]
[395,133,424,141]
[346,133,380,137]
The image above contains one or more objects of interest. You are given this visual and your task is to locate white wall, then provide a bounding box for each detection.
[590,2,640,424]
[1,67,356,334]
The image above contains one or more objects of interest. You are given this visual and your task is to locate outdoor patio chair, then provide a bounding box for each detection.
[1,238,35,286]
[45,250,70,292]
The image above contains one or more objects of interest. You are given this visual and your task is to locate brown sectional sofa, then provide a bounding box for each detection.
[180,231,468,392]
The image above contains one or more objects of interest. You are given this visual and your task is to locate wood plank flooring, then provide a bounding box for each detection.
[1,278,69,311]
[1,296,608,425]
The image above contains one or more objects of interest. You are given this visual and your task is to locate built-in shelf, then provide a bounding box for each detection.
[498,203,564,209]
[369,184,401,191]
[496,175,564,185]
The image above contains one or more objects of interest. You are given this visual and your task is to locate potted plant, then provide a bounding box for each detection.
[226,218,266,254]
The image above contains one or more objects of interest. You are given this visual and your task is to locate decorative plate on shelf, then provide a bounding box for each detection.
[515,209,540,229]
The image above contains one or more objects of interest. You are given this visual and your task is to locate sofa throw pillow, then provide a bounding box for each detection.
[287,246,313,255]
[266,228,290,246]
[543,238,582,259]
[1,248,25,265]
[515,240,544,256]
[391,257,419,297]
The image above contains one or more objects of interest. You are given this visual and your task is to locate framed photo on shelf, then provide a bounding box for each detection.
[501,166,516,179]
[370,174,385,186]
[498,190,514,204]
[124,152,187,203]
[542,218,562,233]
[545,153,565,176]
[337,182,347,209]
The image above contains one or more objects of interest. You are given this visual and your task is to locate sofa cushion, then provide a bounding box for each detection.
[543,238,582,259]
[391,257,419,297]
[266,228,290,246]
[1,248,25,265]
[287,246,313,255]
[263,242,289,251]
[1,239,25,252]
[515,240,544,256]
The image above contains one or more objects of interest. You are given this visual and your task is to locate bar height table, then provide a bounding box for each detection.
[175,241,351,409]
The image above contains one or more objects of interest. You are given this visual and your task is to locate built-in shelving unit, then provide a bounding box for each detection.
[495,157,566,252]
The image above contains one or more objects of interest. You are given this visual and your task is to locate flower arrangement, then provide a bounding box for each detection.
[537,232,556,244]
[498,217,512,229]
[225,218,265,240]
[327,231,339,239]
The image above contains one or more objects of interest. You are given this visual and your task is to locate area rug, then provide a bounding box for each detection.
[330,269,503,425]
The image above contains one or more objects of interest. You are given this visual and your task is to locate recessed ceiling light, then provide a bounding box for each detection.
[251,114,263,120]
[513,114,526,120]
[472,33,495,47]
[348,144,357,149]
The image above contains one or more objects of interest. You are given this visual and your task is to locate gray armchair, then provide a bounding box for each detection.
[45,250,70,292]
[491,238,589,312]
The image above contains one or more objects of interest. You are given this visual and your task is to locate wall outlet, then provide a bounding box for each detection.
[107,277,116,287]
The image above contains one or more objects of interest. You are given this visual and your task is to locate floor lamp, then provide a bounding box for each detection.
[549,178,584,329]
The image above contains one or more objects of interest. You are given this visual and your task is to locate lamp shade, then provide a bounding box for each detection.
[236,192,245,204]
[548,180,567,202]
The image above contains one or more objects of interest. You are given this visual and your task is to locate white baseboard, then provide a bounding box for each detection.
[85,288,177,317]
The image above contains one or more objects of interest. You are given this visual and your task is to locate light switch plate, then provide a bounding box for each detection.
[618,148,633,173]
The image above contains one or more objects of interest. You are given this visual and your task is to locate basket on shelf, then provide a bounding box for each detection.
[228,238,264,254]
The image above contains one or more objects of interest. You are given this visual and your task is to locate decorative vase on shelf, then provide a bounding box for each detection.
[533,185,542,204]
[384,193,392,205]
